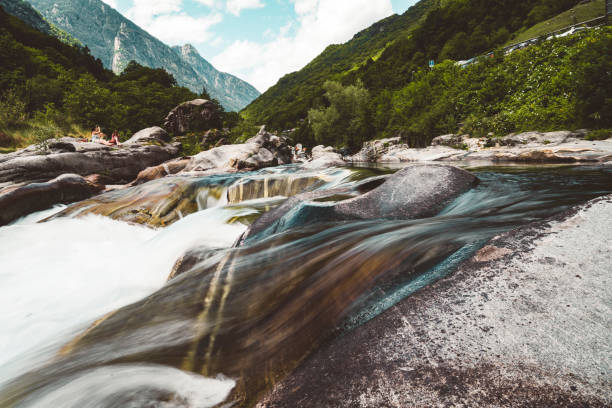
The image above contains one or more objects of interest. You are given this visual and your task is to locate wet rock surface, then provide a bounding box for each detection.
[49,176,233,227]
[0,174,103,226]
[240,164,477,242]
[257,194,612,407]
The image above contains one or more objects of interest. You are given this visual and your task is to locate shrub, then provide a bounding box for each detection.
[585,129,612,141]
[30,121,61,152]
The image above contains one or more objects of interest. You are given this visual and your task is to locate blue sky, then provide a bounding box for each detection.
[103,0,419,92]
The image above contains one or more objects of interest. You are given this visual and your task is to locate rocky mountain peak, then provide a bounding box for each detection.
[26,0,260,111]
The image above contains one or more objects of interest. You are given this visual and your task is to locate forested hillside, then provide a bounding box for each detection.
[28,0,260,112]
[241,0,437,128]
[0,6,199,149]
[241,0,609,150]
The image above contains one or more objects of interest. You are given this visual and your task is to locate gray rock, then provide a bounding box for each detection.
[163,99,222,136]
[181,127,292,174]
[123,127,170,145]
[499,130,581,146]
[430,133,464,146]
[182,143,260,173]
[333,164,477,220]
[0,141,179,185]
[0,174,102,226]
[348,138,403,162]
[240,165,477,243]
[258,194,612,407]
[304,145,345,168]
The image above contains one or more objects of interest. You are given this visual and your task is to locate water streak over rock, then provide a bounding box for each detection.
[0,174,103,226]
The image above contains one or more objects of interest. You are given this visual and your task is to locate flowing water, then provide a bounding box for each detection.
[0,163,610,407]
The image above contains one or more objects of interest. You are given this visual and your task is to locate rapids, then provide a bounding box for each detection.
[0,163,610,407]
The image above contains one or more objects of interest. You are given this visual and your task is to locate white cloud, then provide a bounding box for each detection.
[194,0,218,6]
[144,13,223,45]
[226,0,265,16]
[212,0,394,92]
[126,0,222,46]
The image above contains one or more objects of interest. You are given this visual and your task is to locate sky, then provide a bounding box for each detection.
[101,0,420,92]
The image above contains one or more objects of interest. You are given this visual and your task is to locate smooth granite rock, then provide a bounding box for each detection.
[0,174,103,226]
[239,165,477,243]
[123,126,170,145]
[0,137,180,186]
[257,194,612,407]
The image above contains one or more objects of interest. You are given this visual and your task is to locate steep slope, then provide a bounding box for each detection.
[0,0,80,46]
[0,4,198,144]
[0,0,50,34]
[242,0,438,128]
[173,44,260,113]
[508,0,606,44]
[243,0,583,131]
[27,0,259,111]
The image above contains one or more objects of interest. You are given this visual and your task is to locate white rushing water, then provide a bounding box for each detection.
[19,364,236,408]
[0,206,253,382]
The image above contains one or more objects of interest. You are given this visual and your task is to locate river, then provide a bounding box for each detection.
[0,163,610,407]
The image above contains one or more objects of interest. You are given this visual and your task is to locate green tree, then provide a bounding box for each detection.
[308,80,371,150]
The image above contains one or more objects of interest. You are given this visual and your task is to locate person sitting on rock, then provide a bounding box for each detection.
[90,127,100,143]
[109,130,122,146]
[92,126,112,146]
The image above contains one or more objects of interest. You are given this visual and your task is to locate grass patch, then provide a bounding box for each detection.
[585,129,612,141]
[0,121,89,151]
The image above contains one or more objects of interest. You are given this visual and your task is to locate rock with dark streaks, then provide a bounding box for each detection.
[240,164,478,243]
[0,174,103,226]
[257,194,612,407]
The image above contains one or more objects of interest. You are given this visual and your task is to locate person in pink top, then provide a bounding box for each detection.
[109,130,122,146]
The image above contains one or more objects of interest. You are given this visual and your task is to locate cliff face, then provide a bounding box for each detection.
[27,0,260,111]
[0,0,51,34]
[173,44,260,113]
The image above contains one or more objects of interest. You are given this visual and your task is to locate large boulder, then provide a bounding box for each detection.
[180,127,293,174]
[240,164,478,243]
[333,164,477,220]
[348,138,403,162]
[163,99,222,136]
[123,127,170,145]
[257,194,612,407]
[304,145,345,168]
[0,140,180,186]
[0,174,103,226]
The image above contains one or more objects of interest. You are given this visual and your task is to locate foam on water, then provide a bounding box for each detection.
[19,364,235,408]
[0,206,253,379]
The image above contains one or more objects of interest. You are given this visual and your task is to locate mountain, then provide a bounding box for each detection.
[26,0,259,111]
[0,0,81,46]
[0,4,199,143]
[0,0,50,34]
[172,44,260,113]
